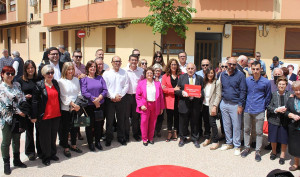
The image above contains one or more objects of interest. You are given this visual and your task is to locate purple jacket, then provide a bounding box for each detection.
[80,75,108,105]
[135,79,165,116]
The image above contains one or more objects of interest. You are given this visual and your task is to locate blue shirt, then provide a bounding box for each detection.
[195,70,204,78]
[221,69,247,107]
[245,76,271,114]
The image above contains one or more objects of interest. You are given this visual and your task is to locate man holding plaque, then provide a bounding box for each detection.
[175,63,204,148]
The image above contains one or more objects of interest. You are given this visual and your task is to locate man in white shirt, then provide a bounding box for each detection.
[103,56,129,146]
[178,51,187,73]
[124,54,144,142]
[95,49,109,70]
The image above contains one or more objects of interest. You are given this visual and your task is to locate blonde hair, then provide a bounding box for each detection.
[292,80,300,91]
[61,62,74,79]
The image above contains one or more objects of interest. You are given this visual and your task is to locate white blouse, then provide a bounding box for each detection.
[146,81,156,102]
[58,77,81,111]
[204,83,212,106]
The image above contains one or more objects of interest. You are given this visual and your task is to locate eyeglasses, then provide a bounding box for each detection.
[179,55,186,58]
[74,56,82,58]
[146,72,153,75]
[50,53,59,56]
[5,72,15,76]
[156,56,162,58]
[227,63,237,66]
[221,66,228,68]
[113,60,121,63]
[46,71,54,75]
[256,56,261,57]
[141,62,147,65]
[202,64,209,67]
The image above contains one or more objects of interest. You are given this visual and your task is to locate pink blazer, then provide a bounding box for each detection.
[136,79,165,116]
[161,73,181,110]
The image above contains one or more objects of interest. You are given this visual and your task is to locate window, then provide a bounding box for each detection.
[0,3,6,14]
[106,27,115,53]
[94,0,104,3]
[284,28,300,59]
[10,0,16,12]
[51,0,57,11]
[20,26,26,43]
[40,32,46,51]
[63,0,70,9]
[162,28,185,54]
[232,27,256,57]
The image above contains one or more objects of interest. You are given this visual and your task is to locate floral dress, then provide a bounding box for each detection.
[0,82,25,129]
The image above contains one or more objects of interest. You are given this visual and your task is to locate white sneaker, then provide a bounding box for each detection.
[234,148,241,156]
[220,144,234,151]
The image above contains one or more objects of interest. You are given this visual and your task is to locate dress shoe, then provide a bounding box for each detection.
[63,150,71,158]
[42,159,50,166]
[148,140,154,145]
[220,144,234,151]
[88,144,96,151]
[133,135,141,142]
[95,142,103,150]
[279,158,285,165]
[289,165,299,171]
[202,139,211,147]
[28,154,36,161]
[178,139,185,147]
[143,142,148,146]
[270,153,276,160]
[193,141,200,148]
[50,155,59,161]
[70,146,82,153]
[118,139,127,146]
[105,140,111,147]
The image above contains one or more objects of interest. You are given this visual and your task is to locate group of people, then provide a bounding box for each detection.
[0,47,300,175]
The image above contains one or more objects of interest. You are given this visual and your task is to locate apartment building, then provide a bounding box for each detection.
[0,0,300,75]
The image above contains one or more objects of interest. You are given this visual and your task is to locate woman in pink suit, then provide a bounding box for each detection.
[136,67,165,146]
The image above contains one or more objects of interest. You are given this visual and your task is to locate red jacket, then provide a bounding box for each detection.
[161,73,181,110]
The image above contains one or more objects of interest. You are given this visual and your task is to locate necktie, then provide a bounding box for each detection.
[189,77,194,85]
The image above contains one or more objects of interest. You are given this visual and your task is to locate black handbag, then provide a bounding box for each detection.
[72,107,90,127]
[94,109,104,121]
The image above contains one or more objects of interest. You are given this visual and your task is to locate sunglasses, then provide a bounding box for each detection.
[156,56,162,58]
[227,63,237,66]
[141,62,147,65]
[74,56,82,58]
[5,72,15,76]
[221,66,228,68]
[202,64,209,67]
[46,71,54,75]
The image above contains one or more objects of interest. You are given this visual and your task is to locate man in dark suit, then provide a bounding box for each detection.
[38,47,64,80]
[175,63,204,148]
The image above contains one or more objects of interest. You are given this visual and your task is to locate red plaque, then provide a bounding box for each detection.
[184,84,201,97]
[77,30,86,38]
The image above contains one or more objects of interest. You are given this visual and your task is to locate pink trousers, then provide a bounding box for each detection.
[140,101,157,142]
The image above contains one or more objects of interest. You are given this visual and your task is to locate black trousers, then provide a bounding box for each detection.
[125,94,141,138]
[218,107,225,135]
[85,105,103,145]
[59,110,77,148]
[167,98,179,131]
[38,117,60,160]
[209,116,219,143]
[179,103,200,141]
[25,118,42,156]
[106,97,127,142]
[201,105,212,139]
[155,111,164,132]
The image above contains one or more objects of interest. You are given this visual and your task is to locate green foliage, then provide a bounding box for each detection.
[131,0,197,39]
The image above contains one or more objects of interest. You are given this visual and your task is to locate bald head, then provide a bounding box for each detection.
[201,59,210,70]
[227,57,237,74]
[273,68,283,76]
[186,63,196,77]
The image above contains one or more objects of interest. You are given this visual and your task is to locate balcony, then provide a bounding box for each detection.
[0,0,27,26]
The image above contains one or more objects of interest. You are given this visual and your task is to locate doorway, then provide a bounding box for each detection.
[194,33,222,70]
[7,29,11,56]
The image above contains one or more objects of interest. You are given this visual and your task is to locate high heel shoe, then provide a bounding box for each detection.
[172,130,178,141]
[166,130,173,142]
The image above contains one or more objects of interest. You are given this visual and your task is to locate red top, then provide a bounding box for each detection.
[43,85,61,120]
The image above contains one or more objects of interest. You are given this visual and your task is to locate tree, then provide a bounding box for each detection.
[131,0,197,39]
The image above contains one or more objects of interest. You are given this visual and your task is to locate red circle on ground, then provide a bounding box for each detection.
[77,30,86,38]
[127,165,208,177]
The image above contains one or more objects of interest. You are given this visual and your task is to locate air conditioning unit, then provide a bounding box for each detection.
[30,0,38,7]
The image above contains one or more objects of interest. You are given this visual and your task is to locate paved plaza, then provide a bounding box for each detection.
[0,124,299,177]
